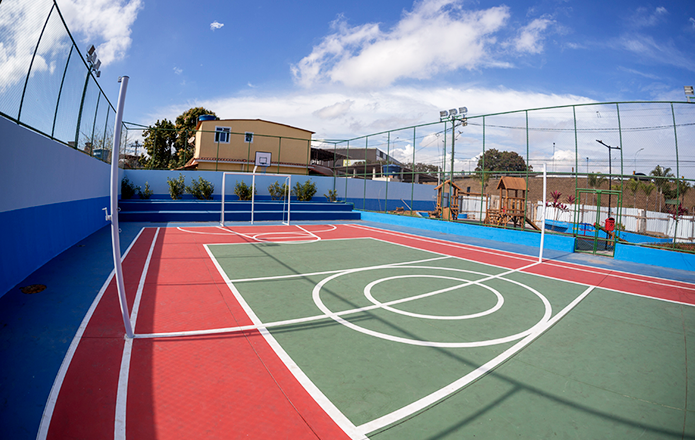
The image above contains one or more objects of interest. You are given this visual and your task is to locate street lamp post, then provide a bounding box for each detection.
[634,148,644,173]
[439,107,468,214]
[596,140,621,219]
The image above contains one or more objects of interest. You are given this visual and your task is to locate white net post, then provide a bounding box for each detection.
[538,163,547,263]
[220,172,292,226]
[220,172,227,226]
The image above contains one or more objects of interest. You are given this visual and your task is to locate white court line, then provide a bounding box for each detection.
[350,223,695,292]
[357,284,596,436]
[36,227,146,440]
[346,223,539,264]
[114,228,160,440]
[203,244,369,440]
[134,255,454,338]
[216,225,320,243]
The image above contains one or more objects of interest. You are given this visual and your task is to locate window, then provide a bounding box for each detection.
[244,132,254,143]
[214,126,230,143]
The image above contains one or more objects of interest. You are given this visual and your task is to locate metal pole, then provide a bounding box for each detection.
[539,163,547,263]
[108,76,134,339]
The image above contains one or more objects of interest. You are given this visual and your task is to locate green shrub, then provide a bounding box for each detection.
[268,181,289,200]
[121,177,137,199]
[292,179,317,201]
[324,189,337,202]
[167,173,186,200]
[234,181,256,201]
[186,176,215,200]
[137,182,154,199]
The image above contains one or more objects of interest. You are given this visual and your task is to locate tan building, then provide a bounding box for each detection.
[184,119,314,175]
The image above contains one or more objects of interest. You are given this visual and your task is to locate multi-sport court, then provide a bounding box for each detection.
[35,222,695,439]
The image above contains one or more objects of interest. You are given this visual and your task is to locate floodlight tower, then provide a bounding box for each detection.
[74,45,102,152]
[439,107,468,184]
[685,86,694,103]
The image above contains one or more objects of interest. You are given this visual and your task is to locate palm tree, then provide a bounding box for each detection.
[641,182,655,212]
[626,179,640,208]
[587,172,608,207]
[649,165,674,212]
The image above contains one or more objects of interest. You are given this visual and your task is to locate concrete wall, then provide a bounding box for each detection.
[122,169,438,211]
[0,117,110,297]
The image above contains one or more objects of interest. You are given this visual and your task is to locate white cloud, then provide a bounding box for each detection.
[618,34,695,72]
[291,0,511,89]
[173,67,183,75]
[513,18,553,54]
[628,6,668,28]
[690,17,695,29]
[210,21,224,31]
[313,100,355,119]
[154,85,593,142]
[60,0,143,65]
[0,0,141,93]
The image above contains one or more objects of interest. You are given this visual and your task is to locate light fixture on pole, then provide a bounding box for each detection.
[596,139,621,219]
[685,86,694,103]
[439,107,468,217]
[634,148,644,173]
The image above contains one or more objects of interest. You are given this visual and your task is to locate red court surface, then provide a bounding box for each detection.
[39,224,695,439]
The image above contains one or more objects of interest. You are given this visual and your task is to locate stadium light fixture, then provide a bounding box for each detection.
[685,86,694,103]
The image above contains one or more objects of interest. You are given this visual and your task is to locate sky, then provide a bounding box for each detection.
[4,0,695,175]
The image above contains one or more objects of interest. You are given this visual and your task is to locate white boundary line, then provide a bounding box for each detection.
[134,255,452,339]
[114,228,160,440]
[348,223,695,292]
[357,285,596,435]
[203,244,368,440]
[36,227,146,440]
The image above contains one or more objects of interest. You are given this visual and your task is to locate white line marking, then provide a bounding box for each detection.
[351,223,695,291]
[36,227,146,440]
[203,244,368,440]
[114,337,133,440]
[114,228,160,440]
[357,284,596,435]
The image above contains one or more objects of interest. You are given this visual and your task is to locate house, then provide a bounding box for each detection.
[183,118,314,174]
[329,147,403,166]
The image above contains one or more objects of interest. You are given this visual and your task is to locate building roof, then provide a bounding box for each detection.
[496,176,527,191]
[195,118,315,134]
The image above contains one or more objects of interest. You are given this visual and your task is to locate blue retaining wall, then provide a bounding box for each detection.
[615,244,695,271]
[0,117,110,297]
[360,211,576,254]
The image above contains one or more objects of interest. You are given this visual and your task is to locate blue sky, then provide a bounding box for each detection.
[3,0,695,175]
[71,0,695,140]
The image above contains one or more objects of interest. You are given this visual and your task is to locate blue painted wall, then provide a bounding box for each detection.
[615,243,695,271]
[360,211,576,254]
[0,117,110,297]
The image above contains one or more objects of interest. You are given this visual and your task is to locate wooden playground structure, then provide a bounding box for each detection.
[432,177,540,230]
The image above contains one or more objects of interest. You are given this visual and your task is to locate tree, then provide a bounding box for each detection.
[474,149,531,173]
[641,182,655,212]
[142,119,177,169]
[587,172,608,206]
[626,179,640,208]
[649,165,674,212]
[172,107,218,168]
[404,162,440,176]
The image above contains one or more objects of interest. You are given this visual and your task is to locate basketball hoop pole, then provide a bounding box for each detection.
[108,76,134,339]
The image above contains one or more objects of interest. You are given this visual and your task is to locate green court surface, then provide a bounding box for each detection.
[207,237,694,439]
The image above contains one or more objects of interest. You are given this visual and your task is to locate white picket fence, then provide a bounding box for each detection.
[539,203,695,242]
[457,195,695,241]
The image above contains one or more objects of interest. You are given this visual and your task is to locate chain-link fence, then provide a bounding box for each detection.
[314,101,695,252]
[0,0,116,163]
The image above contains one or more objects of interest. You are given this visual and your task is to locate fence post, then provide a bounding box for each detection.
[17,4,56,123]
